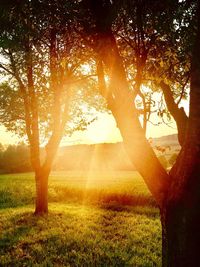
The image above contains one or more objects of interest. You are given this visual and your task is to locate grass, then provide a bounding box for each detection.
[0,171,156,208]
[0,171,161,266]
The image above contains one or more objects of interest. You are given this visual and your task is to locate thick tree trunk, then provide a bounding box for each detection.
[161,5,200,264]
[34,169,50,215]
[162,3,200,265]
[161,151,200,267]
[161,197,200,267]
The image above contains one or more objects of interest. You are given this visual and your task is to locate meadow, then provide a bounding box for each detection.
[0,171,161,266]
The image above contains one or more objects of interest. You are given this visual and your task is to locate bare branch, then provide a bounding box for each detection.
[0,63,14,76]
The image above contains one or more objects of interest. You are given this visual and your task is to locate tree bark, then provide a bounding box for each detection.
[34,168,50,215]
[161,178,200,267]
[161,5,200,261]
[160,81,188,146]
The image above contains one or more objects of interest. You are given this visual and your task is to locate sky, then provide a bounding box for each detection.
[0,58,189,147]
[0,111,178,146]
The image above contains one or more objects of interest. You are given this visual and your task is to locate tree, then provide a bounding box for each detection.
[0,143,4,172]
[1,0,199,264]
[0,0,105,214]
[78,0,200,266]
[0,143,31,173]
[114,0,191,144]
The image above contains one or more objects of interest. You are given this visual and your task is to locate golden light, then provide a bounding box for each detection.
[80,63,92,75]
[85,113,122,144]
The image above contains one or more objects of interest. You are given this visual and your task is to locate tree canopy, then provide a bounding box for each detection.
[0,2,200,265]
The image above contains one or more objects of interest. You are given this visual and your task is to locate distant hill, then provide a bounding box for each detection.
[151,134,179,146]
[0,134,180,173]
[54,134,180,171]
[55,142,134,171]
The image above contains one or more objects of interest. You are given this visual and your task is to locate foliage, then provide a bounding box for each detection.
[0,83,25,135]
[0,1,109,215]
[114,0,193,127]
[0,143,31,173]
[0,1,195,144]
[0,1,106,140]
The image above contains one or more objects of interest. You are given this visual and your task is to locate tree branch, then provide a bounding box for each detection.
[94,31,170,207]
[160,81,188,146]
[0,63,14,76]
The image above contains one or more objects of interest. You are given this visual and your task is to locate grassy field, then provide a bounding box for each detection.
[0,171,161,266]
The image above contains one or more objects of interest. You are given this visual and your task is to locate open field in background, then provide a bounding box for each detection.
[0,171,161,266]
[0,171,156,208]
[0,134,180,174]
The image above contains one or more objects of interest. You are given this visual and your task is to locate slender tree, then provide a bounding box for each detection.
[0,0,104,214]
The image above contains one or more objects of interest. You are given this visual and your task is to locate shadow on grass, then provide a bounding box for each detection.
[0,213,34,252]
[0,185,156,211]
[50,186,157,210]
[100,202,159,218]
[0,204,161,266]
[97,192,156,207]
[0,189,34,209]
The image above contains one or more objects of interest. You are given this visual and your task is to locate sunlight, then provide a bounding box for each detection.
[85,113,122,143]
[80,143,118,206]
[80,63,92,75]
[0,0,197,265]
[0,125,19,145]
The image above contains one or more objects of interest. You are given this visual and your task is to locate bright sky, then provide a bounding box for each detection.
[0,91,189,146]
[0,58,189,146]
[62,112,179,145]
[0,57,189,147]
[0,111,178,146]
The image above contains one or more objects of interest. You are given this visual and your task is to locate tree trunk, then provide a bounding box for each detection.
[160,3,200,265]
[95,33,169,206]
[161,197,200,267]
[161,154,200,267]
[34,169,50,215]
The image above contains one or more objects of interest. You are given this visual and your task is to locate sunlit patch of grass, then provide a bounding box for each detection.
[0,171,156,209]
[0,203,161,266]
[0,171,161,265]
